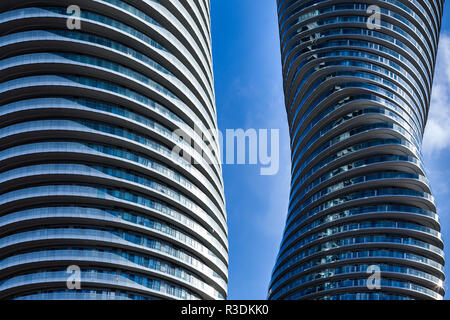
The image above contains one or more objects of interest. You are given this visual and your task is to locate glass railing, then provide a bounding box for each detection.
[272,263,442,300]
[0,227,227,288]
[282,14,433,65]
[0,117,224,215]
[289,171,429,216]
[290,79,423,141]
[0,162,225,247]
[290,60,425,123]
[278,221,442,265]
[0,199,227,262]
[0,112,226,230]
[290,154,426,204]
[283,26,432,79]
[285,277,442,300]
[317,292,412,300]
[281,3,434,55]
[0,184,227,254]
[0,269,201,300]
[0,201,227,269]
[0,29,221,154]
[286,186,435,231]
[291,138,423,190]
[0,249,223,299]
[270,247,444,292]
[290,106,422,178]
[0,118,225,230]
[273,234,444,280]
[291,122,422,178]
[13,289,153,300]
[289,49,428,106]
[281,204,438,251]
[286,38,430,95]
[281,219,442,259]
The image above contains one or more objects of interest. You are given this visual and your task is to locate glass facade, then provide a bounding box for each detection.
[269,0,445,300]
[0,0,227,300]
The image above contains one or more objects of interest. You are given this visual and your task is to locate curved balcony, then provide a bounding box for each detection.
[0,0,227,300]
[270,0,445,300]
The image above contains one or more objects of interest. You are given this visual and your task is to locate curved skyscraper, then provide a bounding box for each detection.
[0,0,228,300]
[269,0,445,300]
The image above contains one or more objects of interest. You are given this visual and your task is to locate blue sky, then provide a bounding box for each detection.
[211,1,450,300]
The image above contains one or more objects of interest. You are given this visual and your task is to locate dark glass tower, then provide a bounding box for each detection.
[269,0,445,300]
[0,0,228,300]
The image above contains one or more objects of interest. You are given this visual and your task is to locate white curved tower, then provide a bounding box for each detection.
[0,0,227,300]
[270,0,445,300]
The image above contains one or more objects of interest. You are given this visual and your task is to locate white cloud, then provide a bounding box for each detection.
[423,34,450,155]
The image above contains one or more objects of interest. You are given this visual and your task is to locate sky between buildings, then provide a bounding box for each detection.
[210,0,450,300]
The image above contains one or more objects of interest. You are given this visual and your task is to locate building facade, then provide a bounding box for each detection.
[0,0,228,300]
[269,0,445,300]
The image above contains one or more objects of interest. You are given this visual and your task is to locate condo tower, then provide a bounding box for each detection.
[0,0,227,300]
[269,0,445,300]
